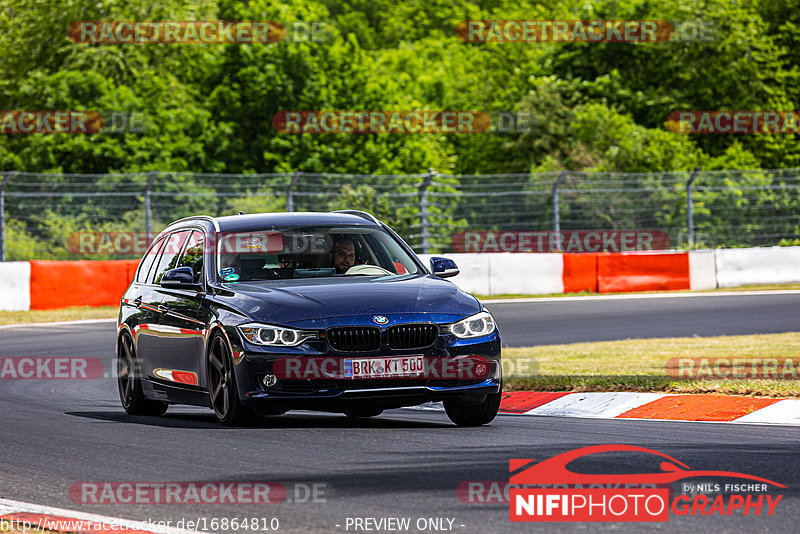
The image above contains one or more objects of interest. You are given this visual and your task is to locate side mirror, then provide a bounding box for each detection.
[160,266,202,290]
[430,256,459,278]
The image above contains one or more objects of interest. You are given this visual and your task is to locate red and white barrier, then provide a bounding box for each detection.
[29,259,139,310]
[716,247,800,288]
[426,246,800,296]
[418,253,564,295]
[1,247,799,310]
[0,262,31,311]
[688,250,717,290]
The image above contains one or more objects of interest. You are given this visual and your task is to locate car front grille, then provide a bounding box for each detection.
[387,324,439,349]
[326,326,382,352]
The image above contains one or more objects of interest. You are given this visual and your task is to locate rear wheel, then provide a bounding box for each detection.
[117,333,168,416]
[208,333,259,426]
[443,391,501,427]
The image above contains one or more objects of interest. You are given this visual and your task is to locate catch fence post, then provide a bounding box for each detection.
[686,167,701,248]
[287,172,301,212]
[419,169,435,254]
[145,171,158,245]
[552,170,568,233]
[0,171,16,262]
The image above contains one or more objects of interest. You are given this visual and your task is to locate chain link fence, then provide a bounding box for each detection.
[1,168,799,260]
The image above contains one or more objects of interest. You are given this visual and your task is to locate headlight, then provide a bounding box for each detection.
[237,323,317,347]
[447,311,496,339]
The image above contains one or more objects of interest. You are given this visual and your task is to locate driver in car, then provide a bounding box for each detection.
[330,238,356,273]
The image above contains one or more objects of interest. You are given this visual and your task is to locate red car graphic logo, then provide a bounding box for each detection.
[510,444,785,487]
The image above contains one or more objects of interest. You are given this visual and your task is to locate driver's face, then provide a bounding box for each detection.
[332,242,356,272]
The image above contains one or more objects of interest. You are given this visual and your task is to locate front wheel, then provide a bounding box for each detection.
[117,333,168,416]
[443,391,501,427]
[208,333,259,426]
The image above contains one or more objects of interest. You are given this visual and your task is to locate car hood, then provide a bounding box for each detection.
[213,274,481,326]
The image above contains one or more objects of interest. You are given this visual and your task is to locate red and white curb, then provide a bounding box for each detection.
[0,497,198,534]
[418,392,800,425]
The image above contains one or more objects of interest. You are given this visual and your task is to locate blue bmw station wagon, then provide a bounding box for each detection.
[116,210,502,426]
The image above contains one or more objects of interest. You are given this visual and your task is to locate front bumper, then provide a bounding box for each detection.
[228,331,502,412]
[245,377,501,413]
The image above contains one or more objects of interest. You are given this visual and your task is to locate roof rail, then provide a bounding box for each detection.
[164,215,220,231]
[331,210,382,225]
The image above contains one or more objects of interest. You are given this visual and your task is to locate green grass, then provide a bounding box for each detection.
[0,306,117,326]
[502,332,800,397]
[476,282,800,300]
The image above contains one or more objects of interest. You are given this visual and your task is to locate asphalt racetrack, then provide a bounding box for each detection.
[486,291,800,346]
[1,291,799,533]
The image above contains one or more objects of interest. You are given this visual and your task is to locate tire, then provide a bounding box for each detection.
[443,391,501,427]
[344,407,383,419]
[208,333,260,426]
[117,333,168,416]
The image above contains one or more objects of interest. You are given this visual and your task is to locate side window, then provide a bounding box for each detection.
[136,237,165,283]
[366,234,416,274]
[177,231,204,283]
[152,231,190,285]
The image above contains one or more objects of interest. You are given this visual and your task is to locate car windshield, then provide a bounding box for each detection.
[216,225,420,281]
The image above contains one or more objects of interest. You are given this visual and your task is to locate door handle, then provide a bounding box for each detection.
[157,304,169,314]
[133,296,142,307]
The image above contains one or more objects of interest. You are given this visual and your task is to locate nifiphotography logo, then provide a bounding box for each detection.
[509,445,785,522]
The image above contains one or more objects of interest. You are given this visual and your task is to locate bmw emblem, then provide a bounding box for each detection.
[373,315,389,325]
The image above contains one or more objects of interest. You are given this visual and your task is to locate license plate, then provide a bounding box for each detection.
[343,356,425,379]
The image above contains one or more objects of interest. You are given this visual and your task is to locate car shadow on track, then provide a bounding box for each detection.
[64,410,454,429]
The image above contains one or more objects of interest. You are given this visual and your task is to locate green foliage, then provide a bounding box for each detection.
[1,0,799,256]
[3,0,798,174]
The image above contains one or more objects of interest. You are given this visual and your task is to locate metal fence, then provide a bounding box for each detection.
[1,168,799,260]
